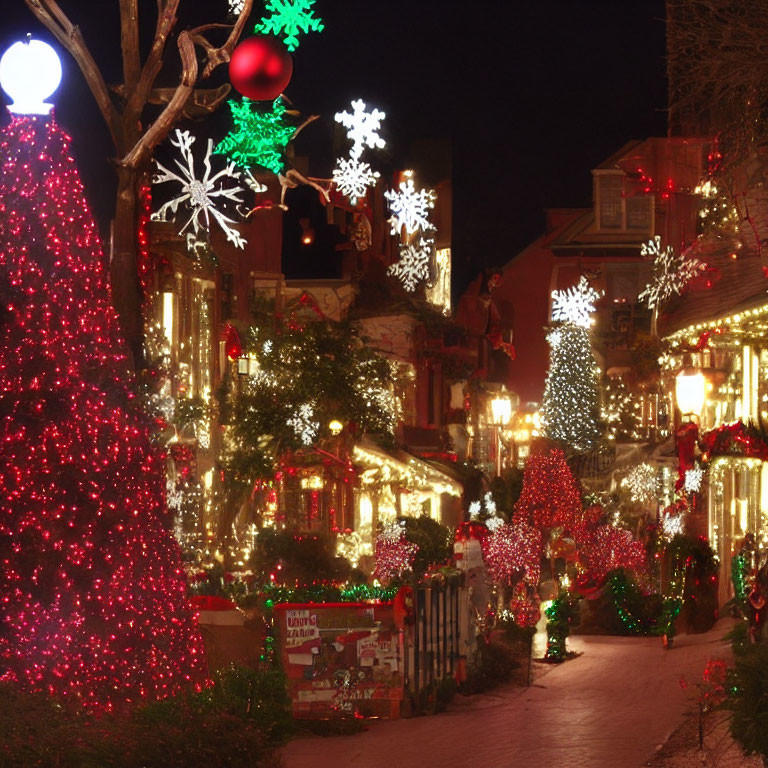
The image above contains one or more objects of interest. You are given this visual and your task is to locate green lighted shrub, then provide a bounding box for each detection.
[401,514,453,575]
[729,642,768,759]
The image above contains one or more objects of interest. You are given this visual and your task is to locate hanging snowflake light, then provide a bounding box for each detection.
[662,510,685,539]
[684,465,704,494]
[468,500,482,520]
[551,276,602,328]
[253,0,325,51]
[287,402,319,446]
[638,236,706,310]
[228,0,246,14]
[621,462,660,504]
[387,237,434,292]
[332,156,379,204]
[485,516,504,533]
[152,129,247,248]
[334,99,386,160]
[385,179,436,236]
[483,492,497,517]
[215,98,298,176]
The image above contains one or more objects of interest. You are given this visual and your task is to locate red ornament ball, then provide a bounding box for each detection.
[229,36,293,101]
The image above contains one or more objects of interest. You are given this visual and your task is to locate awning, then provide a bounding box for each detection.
[353,441,463,497]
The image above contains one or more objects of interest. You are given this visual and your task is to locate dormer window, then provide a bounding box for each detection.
[595,171,653,232]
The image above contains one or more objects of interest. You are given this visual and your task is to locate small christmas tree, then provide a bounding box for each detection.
[543,277,602,452]
[0,115,206,708]
[513,447,582,532]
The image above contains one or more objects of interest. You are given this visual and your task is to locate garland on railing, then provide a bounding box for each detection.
[258,582,398,606]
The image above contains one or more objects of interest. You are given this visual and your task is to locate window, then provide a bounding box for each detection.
[626,196,652,230]
[595,172,653,233]
[598,175,623,229]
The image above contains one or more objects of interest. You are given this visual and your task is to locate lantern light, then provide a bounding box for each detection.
[675,370,706,418]
[0,39,62,115]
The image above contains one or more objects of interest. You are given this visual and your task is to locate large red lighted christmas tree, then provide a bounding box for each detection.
[0,115,206,708]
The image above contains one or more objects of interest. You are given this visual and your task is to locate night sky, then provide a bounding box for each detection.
[1,0,668,295]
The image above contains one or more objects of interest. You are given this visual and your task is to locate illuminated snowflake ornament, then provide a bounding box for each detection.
[228,0,245,14]
[287,402,319,446]
[335,99,386,160]
[332,156,379,204]
[551,276,602,328]
[622,463,660,504]
[684,466,704,494]
[385,179,436,236]
[662,510,685,538]
[387,237,433,292]
[254,0,324,51]
[152,129,247,248]
[468,501,482,520]
[215,98,298,175]
[638,236,706,309]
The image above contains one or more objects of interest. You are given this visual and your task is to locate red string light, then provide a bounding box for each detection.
[0,115,207,709]
[513,447,582,531]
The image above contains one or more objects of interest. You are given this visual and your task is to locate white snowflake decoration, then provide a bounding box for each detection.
[334,99,386,160]
[152,129,247,249]
[622,462,660,504]
[228,0,245,14]
[485,516,504,533]
[263,340,273,355]
[638,236,705,309]
[684,466,704,494]
[166,477,183,513]
[387,237,433,292]
[332,156,379,204]
[468,501,482,520]
[483,492,497,517]
[385,179,436,236]
[380,521,405,543]
[287,402,319,446]
[662,510,685,538]
[551,276,602,328]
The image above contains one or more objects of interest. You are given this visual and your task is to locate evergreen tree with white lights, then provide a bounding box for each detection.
[542,277,602,452]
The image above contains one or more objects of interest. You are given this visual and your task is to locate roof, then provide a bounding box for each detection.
[659,237,767,337]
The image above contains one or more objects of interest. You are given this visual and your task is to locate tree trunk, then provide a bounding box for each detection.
[111,165,145,370]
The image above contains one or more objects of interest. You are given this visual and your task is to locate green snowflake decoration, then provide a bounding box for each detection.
[215,98,297,175]
[254,0,324,51]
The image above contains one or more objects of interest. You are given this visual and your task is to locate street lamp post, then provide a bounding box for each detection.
[490,392,513,477]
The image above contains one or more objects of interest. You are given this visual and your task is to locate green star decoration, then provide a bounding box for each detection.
[215,98,297,175]
[254,0,324,51]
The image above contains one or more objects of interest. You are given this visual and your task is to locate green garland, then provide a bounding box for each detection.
[257,582,398,607]
[606,569,682,637]
[732,552,749,604]
[545,595,578,662]
[607,570,647,634]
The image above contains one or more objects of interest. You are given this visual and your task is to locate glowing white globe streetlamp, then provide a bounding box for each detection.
[0,38,62,115]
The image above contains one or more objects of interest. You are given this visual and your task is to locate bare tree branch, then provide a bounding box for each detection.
[121,29,198,169]
[125,0,181,125]
[24,0,122,146]
[119,0,141,97]
[192,0,254,80]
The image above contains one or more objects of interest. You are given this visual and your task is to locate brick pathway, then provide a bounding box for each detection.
[282,621,735,768]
